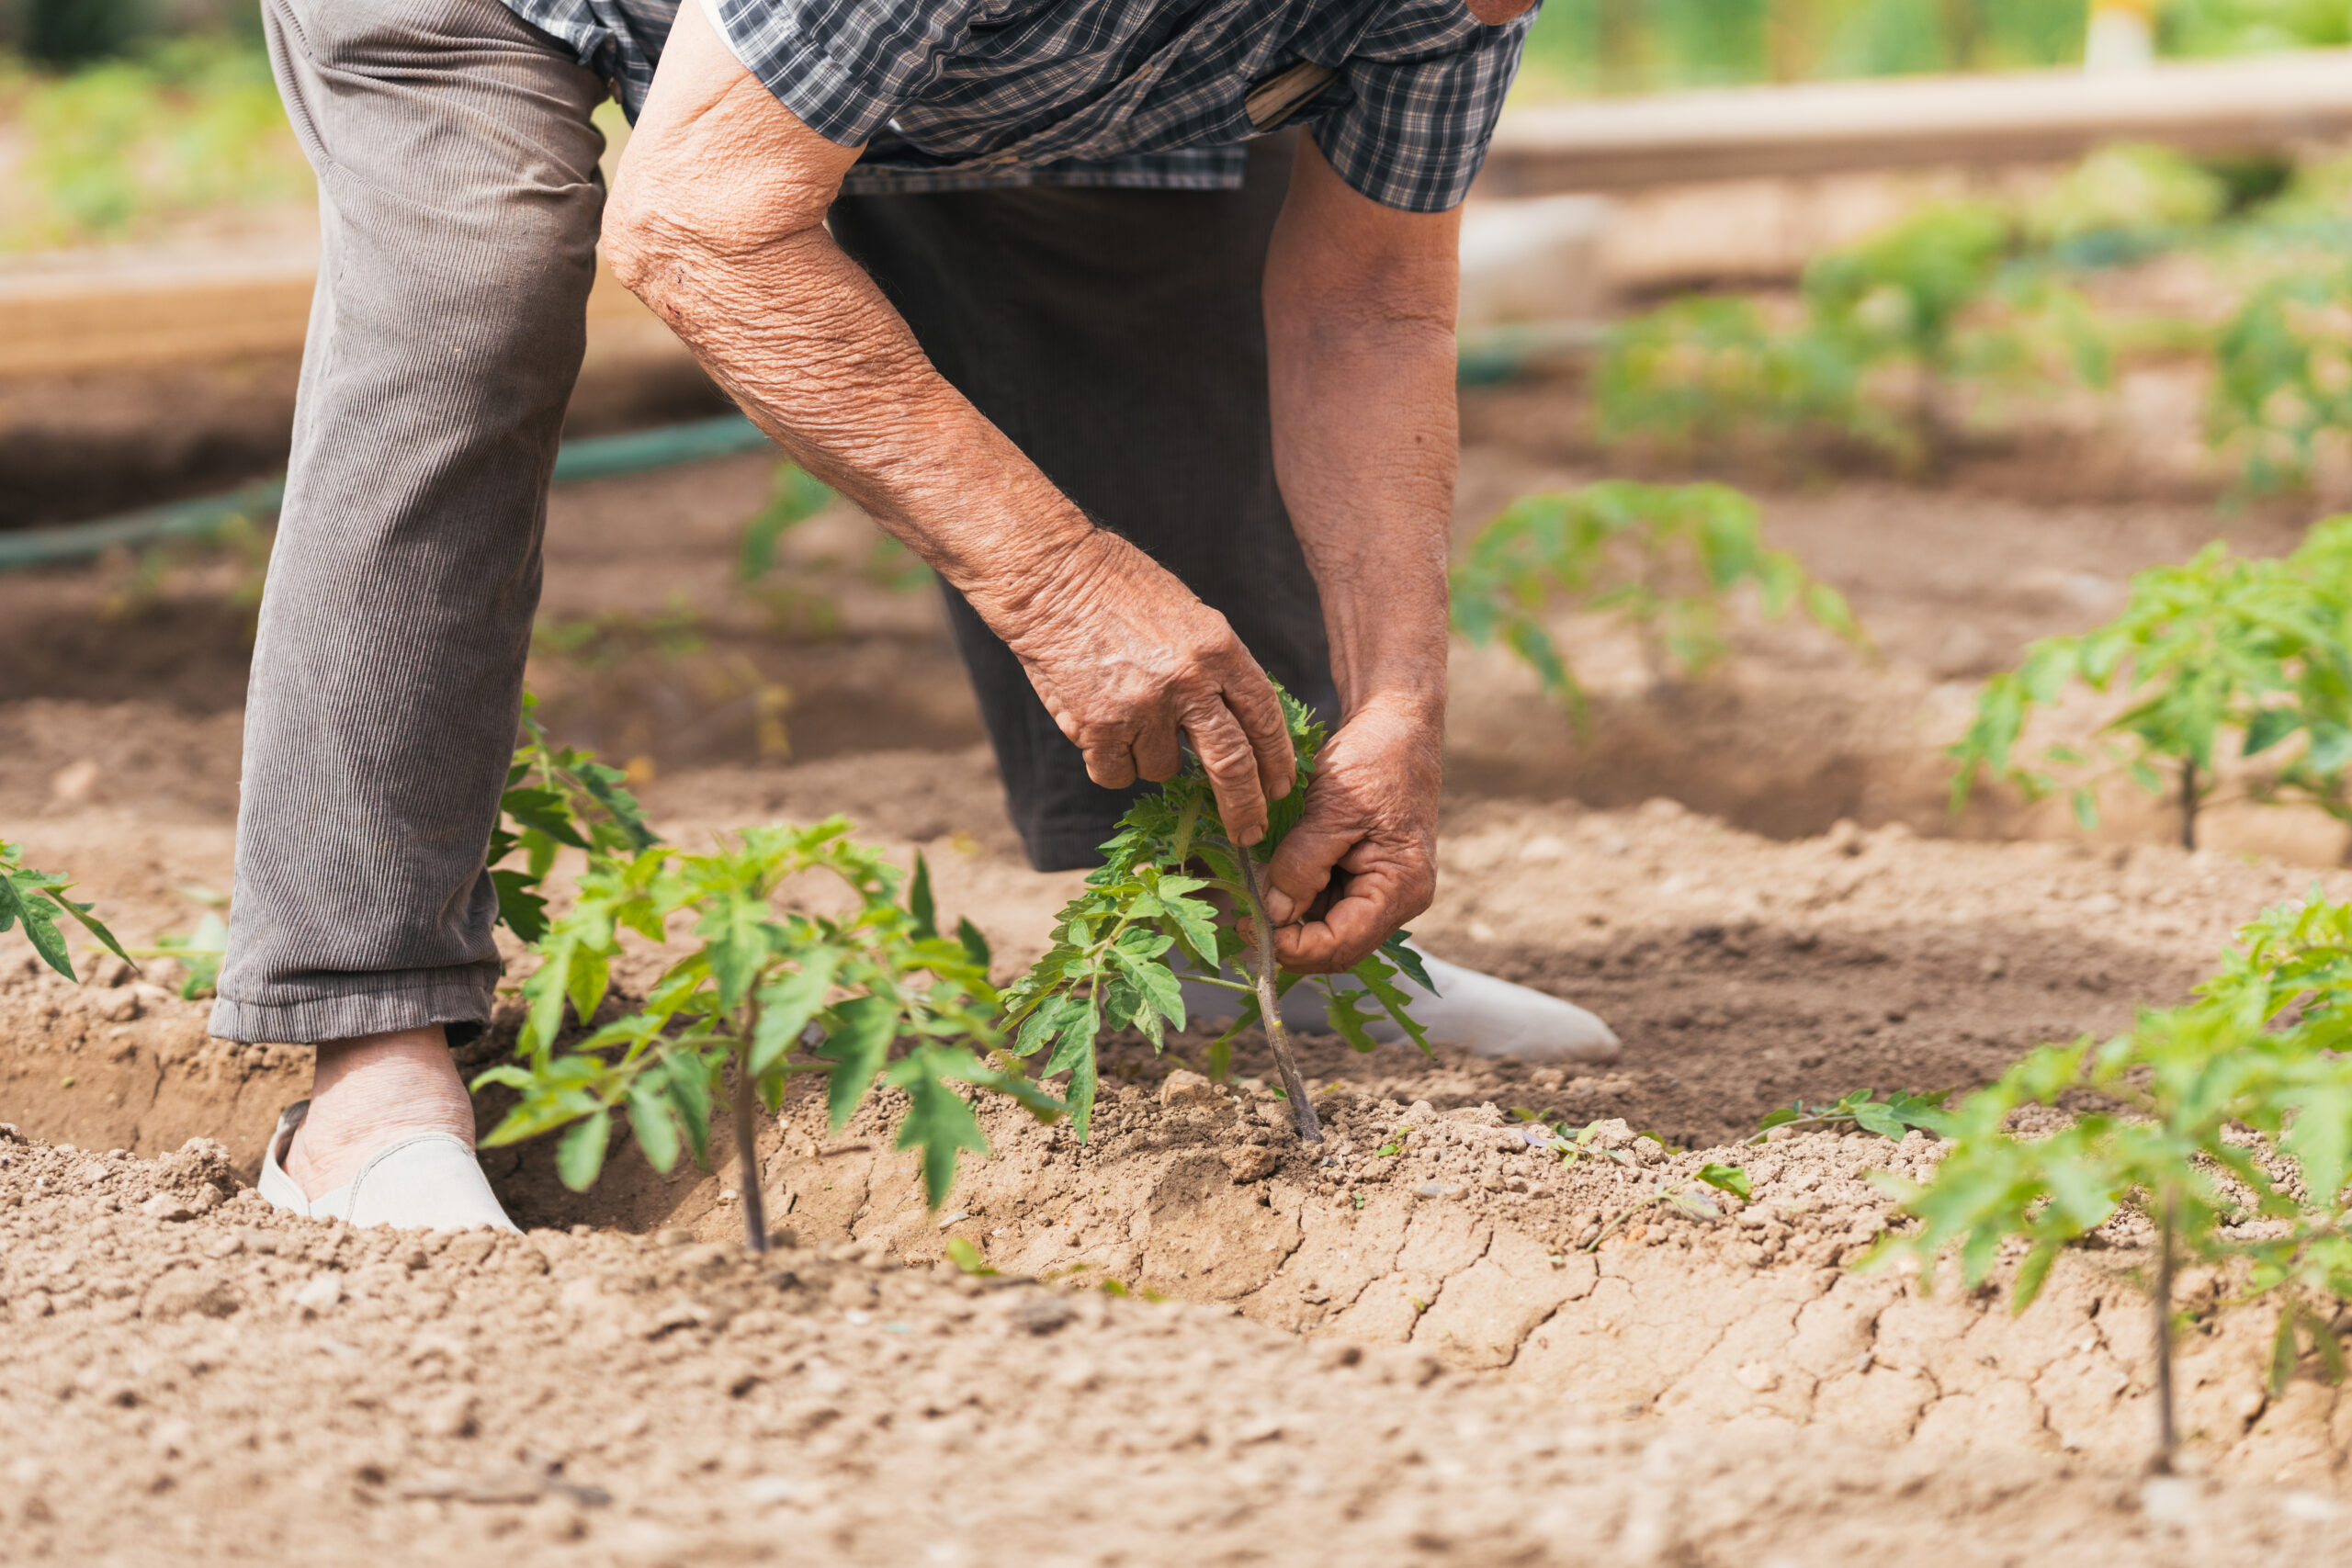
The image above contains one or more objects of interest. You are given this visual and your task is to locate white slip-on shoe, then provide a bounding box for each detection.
[1180,942,1622,1064]
[259,1101,519,1233]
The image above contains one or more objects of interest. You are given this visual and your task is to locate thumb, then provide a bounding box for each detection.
[1262,816,1351,927]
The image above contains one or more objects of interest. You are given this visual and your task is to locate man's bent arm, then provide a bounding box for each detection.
[1259,134,1461,971]
[603,1,1295,841]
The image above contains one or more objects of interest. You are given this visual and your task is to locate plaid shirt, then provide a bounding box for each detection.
[505,0,1530,211]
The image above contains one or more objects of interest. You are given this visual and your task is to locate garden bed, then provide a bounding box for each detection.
[6,434,2352,1562]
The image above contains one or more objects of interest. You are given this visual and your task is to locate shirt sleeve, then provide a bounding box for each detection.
[1314,6,1531,213]
[702,0,978,147]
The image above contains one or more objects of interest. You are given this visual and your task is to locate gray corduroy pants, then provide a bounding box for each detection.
[212,0,1335,1048]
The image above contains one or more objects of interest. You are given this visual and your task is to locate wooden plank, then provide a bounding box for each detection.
[1478,50,2352,196]
[0,243,662,379]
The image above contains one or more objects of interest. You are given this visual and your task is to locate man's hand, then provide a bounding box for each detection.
[1001,529,1294,845]
[1261,695,1441,972]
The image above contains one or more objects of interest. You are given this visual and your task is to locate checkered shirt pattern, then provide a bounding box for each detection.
[504,0,1530,211]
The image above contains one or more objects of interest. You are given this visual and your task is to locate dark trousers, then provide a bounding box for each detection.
[831,138,1340,872]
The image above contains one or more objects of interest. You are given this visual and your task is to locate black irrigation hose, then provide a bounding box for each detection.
[0,326,1599,575]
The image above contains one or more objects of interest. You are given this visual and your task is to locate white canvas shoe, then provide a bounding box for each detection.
[1182,943,1622,1064]
[258,1101,519,1232]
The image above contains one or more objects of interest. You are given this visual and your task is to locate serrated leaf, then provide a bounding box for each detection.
[885,1046,991,1208]
[1323,983,1381,1053]
[956,916,991,971]
[750,949,841,1075]
[1381,931,1437,994]
[491,868,550,942]
[1107,945,1185,1033]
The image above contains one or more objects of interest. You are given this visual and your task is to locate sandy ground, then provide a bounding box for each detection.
[6,430,2352,1562]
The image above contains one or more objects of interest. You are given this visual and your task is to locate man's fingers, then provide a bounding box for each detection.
[1220,670,1297,804]
[1131,719,1184,784]
[1273,878,1393,972]
[1182,700,1269,846]
[1262,812,1353,928]
[1080,735,1138,791]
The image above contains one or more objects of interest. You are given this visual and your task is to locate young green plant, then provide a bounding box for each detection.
[1001,688,1430,1145]
[1949,521,2352,851]
[1750,1089,1951,1145]
[1881,890,2352,1467]
[477,824,1058,1252]
[487,691,662,942]
[1450,480,1868,721]
[0,840,133,981]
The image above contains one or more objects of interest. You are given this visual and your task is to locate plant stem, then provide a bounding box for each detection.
[1585,1191,1662,1252]
[1235,851,1321,1145]
[734,1055,769,1256]
[2180,759,2199,852]
[2154,1185,2178,1472]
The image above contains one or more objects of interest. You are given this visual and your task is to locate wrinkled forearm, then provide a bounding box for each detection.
[1264,259,1457,729]
[600,0,1097,644]
[610,217,1099,636]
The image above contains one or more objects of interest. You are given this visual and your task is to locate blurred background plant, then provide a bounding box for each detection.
[0,0,306,249]
[1517,0,2352,101]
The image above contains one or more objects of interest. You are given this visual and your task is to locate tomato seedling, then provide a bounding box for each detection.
[2211,265,2352,495]
[1750,1089,1951,1145]
[1,840,132,982]
[1001,688,1429,1145]
[1450,480,1868,720]
[478,825,1058,1252]
[488,692,662,942]
[1596,201,2109,470]
[1883,890,2352,1468]
[1949,520,2352,850]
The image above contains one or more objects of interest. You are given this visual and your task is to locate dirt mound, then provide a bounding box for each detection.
[3,1125,2344,1568]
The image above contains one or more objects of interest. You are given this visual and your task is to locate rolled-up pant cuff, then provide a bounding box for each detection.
[207,964,499,1048]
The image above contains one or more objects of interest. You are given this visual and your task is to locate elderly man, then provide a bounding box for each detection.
[221,0,1617,1231]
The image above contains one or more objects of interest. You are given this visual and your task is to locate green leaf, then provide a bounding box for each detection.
[558,1112,611,1192]
[491,869,550,943]
[703,891,774,1011]
[667,1057,713,1167]
[2271,1300,2301,1398]
[956,916,991,972]
[886,1046,991,1208]
[628,1076,681,1174]
[1043,998,1102,1140]
[944,1235,996,1276]
[820,994,899,1133]
[3,883,74,980]
[1697,1163,1751,1200]
[1380,931,1438,994]
[1322,983,1381,1054]
[1107,945,1185,1034]
[2245,706,2303,758]
[2013,1239,2061,1312]
[909,852,939,942]
[749,949,841,1075]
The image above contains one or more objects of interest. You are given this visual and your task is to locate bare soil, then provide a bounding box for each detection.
[6,429,2352,1562]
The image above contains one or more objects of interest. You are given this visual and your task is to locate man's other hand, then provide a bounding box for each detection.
[1260,694,1440,971]
[1002,528,1295,847]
